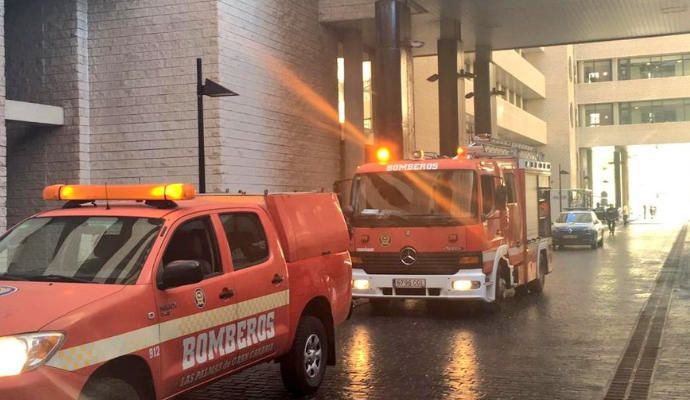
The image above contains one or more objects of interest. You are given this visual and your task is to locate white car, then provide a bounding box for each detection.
[551,210,605,249]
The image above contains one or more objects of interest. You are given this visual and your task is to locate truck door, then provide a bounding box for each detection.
[153,215,235,397]
[217,210,290,370]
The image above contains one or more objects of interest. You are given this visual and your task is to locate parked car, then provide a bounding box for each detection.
[552,210,605,250]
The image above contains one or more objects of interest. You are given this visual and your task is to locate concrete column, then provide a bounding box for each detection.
[474,45,496,136]
[620,146,630,208]
[374,0,405,159]
[613,146,623,208]
[437,16,464,155]
[342,30,365,179]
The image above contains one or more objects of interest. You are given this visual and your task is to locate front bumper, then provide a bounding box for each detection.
[0,366,87,400]
[352,268,491,302]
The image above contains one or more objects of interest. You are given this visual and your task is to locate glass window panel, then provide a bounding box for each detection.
[619,103,631,124]
[660,55,683,77]
[584,104,612,127]
[629,57,650,79]
[618,58,630,80]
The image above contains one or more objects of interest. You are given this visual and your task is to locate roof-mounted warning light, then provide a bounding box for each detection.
[455,146,467,159]
[375,146,391,164]
[42,183,196,202]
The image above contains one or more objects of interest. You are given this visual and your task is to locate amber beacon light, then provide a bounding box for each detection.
[42,183,196,202]
[375,146,391,164]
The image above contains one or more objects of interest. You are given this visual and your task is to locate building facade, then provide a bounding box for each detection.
[1,0,342,229]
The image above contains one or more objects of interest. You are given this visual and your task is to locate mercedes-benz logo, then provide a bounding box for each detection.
[400,247,417,266]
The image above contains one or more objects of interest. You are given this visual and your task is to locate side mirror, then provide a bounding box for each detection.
[495,186,508,210]
[343,205,354,218]
[157,260,203,290]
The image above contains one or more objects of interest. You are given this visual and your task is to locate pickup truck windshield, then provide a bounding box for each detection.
[0,216,162,284]
[352,170,477,226]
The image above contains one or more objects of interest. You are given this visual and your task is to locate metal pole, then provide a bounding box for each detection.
[196,58,206,193]
[558,163,563,213]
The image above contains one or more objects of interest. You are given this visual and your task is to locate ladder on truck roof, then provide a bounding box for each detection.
[467,135,544,161]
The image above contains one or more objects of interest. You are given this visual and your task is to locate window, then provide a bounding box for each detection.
[619,53,690,80]
[220,213,269,270]
[0,216,162,284]
[581,59,612,83]
[583,104,613,127]
[480,175,495,215]
[504,173,517,204]
[163,217,220,277]
[620,98,690,124]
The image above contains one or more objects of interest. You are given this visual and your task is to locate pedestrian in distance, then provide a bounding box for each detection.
[643,204,647,220]
[606,205,618,236]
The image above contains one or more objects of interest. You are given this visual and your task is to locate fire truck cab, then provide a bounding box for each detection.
[348,137,553,307]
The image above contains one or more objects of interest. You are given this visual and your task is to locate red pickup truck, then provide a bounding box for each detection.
[0,183,352,399]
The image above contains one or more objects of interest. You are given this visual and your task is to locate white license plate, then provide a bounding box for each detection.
[564,235,577,239]
[393,278,426,289]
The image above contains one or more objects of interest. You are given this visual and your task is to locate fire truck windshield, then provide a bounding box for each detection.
[351,170,477,226]
[0,216,162,284]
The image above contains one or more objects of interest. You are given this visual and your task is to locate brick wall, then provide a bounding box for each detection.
[217,0,340,193]
[88,0,218,185]
[5,0,90,225]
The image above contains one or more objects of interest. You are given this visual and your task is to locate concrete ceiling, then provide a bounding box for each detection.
[326,0,690,55]
[413,0,690,55]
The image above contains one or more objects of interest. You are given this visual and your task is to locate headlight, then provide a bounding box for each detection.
[0,332,64,377]
[352,279,370,290]
[452,280,481,291]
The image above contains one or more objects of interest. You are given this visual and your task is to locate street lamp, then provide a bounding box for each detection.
[197,58,238,193]
[558,164,569,212]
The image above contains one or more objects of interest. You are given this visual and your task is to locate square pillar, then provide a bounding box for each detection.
[342,29,365,179]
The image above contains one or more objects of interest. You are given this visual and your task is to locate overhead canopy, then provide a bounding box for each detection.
[323,0,690,54]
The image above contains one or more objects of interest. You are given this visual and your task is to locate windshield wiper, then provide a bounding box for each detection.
[23,274,92,284]
[0,273,29,281]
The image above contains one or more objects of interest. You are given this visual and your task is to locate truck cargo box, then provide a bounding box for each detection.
[265,193,349,263]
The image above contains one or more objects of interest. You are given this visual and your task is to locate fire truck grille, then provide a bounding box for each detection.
[357,253,469,275]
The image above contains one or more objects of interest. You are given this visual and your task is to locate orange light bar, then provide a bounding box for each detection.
[456,146,467,158]
[376,146,391,164]
[42,183,196,202]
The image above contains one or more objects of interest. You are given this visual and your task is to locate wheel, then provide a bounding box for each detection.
[598,233,604,247]
[80,377,141,400]
[485,268,507,312]
[590,236,598,249]
[528,256,547,294]
[280,316,328,396]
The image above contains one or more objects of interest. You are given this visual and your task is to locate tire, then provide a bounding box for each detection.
[280,316,328,396]
[80,377,141,400]
[485,267,507,312]
[590,236,598,249]
[528,256,547,294]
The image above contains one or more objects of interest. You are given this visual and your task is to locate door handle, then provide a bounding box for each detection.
[271,274,284,285]
[219,288,234,300]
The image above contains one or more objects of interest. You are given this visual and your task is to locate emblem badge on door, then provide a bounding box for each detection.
[194,288,206,309]
[379,234,392,247]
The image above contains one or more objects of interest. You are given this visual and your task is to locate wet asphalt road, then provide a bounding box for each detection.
[182,222,682,400]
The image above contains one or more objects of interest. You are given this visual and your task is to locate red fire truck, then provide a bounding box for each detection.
[348,137,553,309]
[0,183,351,399]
